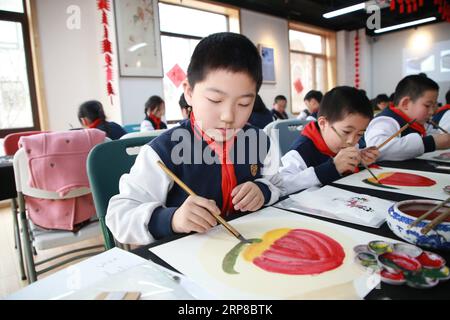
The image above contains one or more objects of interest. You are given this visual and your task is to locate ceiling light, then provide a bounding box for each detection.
[374,17,437,34]
[323,3,365,19]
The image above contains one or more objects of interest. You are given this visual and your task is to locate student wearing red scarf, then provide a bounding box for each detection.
[106,33,281,245]
[430,89,450,133]
[78,100,126,140]
[365,75,450,161]
[278,86,378,196]
[140,95,168,131]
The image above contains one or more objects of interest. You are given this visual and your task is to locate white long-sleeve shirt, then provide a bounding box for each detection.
[364,116,436,161]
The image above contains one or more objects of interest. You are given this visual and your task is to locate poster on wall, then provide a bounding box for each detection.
[114,0,163,77]
[258,44,276,83]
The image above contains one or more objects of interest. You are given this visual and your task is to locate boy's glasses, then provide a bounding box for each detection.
[330,126,351,147]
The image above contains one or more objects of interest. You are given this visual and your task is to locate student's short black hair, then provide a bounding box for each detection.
[389,92,395,102]
[78,100,106,122]
[187,32,262,92]
[274,95,287,104]
[304,90,323,103]
[393,75,439,106]
[446,89,450,104]
[144,95,164,115]
[318,86,373,123]
[375,94,389,104]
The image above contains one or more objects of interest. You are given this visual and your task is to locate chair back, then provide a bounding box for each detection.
[4,131,43,155]
[120,129,166,140]
[272,119,311,156]
[87,135,157,249]
[122,124,141,133]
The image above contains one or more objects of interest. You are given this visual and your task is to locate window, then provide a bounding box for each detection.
[289,27,335,114]
[158,1,238,123]
[0,0,40,137]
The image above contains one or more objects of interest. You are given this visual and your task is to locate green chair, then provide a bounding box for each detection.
[87,136,157,249]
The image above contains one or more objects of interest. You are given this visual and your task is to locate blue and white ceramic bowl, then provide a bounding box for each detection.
[387,200,450,251]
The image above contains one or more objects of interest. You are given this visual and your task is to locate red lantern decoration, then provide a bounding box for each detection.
[98,0,114,105]
[354,30,360,89]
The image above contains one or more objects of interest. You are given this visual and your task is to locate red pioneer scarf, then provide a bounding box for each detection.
[190,113,237,216]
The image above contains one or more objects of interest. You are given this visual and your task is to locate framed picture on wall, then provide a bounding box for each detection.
[114,0,163,77]
[258,44,276,83]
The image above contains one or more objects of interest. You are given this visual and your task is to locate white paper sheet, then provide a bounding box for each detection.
[416,149,450,164]
[149,207,396,300]
[277,186,392,228]
[333,166,450,201]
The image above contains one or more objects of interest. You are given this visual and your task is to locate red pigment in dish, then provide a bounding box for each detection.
[381,269,405,281]
[378,172,436,187]
[381,252,421,272]
[417,252,445,269]
[400,206,450,223]
[252,229,345,275]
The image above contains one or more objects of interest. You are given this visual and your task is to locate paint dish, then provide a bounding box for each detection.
[355,252,378,268]
[380,268,406,285]
[378,252,421,273]
[417,251,446,269]
[356,240,449,289]
[444,185,450,195]
[393,243,423,258]
[368,240,393,255]
[422,266,450,281]
[387,199,450,250]
[353,244,369,254]
[406,274,439,289]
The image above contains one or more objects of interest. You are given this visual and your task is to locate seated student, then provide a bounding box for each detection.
[141,95,167,131]
[373,94,390,111]
[278,86,379,196]
[430,89,450,133]
[297,90,323,121]
[78,100,126,140]
[364,75,450,161]
[247,94,273,129]
[179,93,192,120]
[271,95,289,120]
[106,32,281,245]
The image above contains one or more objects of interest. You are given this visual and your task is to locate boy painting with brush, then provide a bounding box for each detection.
[106,33,281,245]
[278,86,380,196]
[364,75,450,161]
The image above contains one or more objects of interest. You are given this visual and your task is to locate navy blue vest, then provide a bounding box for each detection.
[97,121,126,140]
[432,107,449,123]
[148,120,271,238]
[289,128,341,185]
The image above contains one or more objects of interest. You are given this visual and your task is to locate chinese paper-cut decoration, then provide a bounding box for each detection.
[98,0,115,104]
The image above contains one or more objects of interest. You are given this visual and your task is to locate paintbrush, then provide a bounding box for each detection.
[421,207,450,235]
[428,119,448,134]
[156,160,250,243]
[330,126,382,184]
[376,119,416,150]
[408,197,450,228]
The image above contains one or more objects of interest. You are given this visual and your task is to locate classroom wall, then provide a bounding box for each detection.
[371,22,450,104]
[336,28,373,98]
[240,9,292,115]
[337,22,450,103]
[35,0,122,131]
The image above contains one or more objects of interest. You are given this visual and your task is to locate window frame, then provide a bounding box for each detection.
[288,22,336,115]
[0,0,40,138]
[158,1,231,124]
